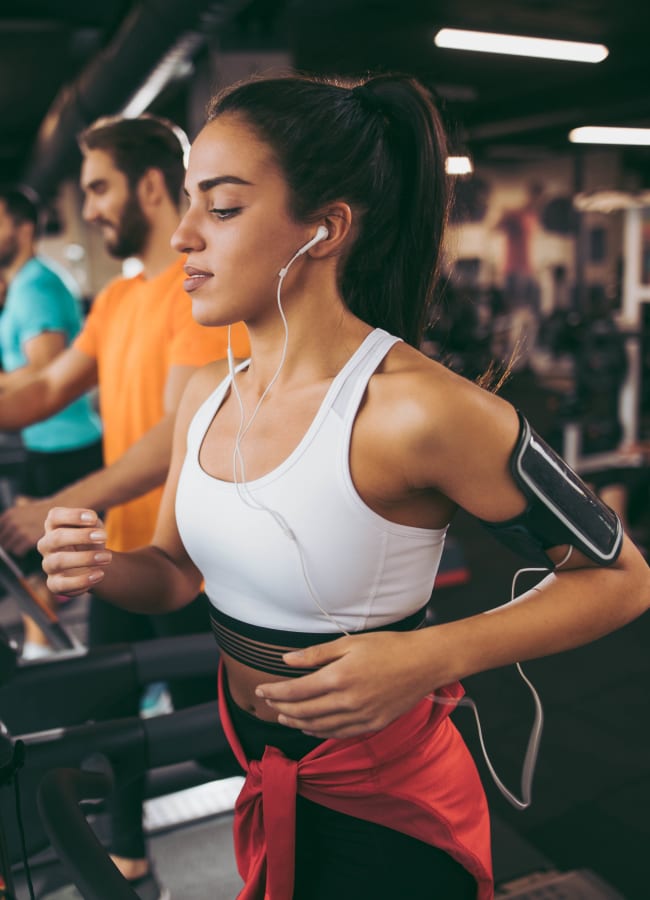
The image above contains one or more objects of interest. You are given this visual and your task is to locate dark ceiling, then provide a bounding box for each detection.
[2,0,650,200]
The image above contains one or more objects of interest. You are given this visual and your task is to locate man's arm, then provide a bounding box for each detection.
[55,362,196,508]
[0,345,97,426]
[0,364,198,553]
[37,364,226,612]
[0,331,68,391]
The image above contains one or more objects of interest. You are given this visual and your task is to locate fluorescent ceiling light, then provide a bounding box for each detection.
[121,32,199,120]
[569,126,650,146]
[434,28,608,63]
[446,156,474,175]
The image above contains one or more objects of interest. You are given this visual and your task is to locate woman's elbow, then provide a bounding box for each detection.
[616,535,650,620]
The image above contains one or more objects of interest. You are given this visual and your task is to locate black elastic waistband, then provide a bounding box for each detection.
[209,604,427,677]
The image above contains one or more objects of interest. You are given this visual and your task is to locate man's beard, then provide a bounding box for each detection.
[104,192,151,259]
[0,233,19,269]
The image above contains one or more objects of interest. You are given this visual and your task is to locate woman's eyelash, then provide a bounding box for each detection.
[210,207,242,219]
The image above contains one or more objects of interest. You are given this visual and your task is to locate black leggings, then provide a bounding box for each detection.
[18,441,104,498]
[224,677,477,900]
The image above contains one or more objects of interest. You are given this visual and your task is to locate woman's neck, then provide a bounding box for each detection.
[242,303,371,397]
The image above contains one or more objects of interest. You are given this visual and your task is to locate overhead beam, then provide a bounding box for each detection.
[22,0,249,199]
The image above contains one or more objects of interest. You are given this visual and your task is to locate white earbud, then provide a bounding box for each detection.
[295,225,329,257]
[278,226,329,278]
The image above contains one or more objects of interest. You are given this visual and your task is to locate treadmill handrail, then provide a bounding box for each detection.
[37,767,139,900]
[0,553,78,651]
[0,632,220,733]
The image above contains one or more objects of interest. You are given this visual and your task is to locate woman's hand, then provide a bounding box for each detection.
[38,507,112,597]
[255,629,443,740]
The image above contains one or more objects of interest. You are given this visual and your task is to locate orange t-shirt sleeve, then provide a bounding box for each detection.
[73,284,113,359]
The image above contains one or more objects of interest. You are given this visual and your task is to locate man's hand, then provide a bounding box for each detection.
[0,496,52,555]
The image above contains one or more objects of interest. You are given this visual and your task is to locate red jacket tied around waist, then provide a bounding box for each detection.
[218,661,493,900]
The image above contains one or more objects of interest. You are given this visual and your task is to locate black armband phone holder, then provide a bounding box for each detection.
[480,412,623,568]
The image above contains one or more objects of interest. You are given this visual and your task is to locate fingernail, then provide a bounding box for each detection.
[88,571,103,583]
[284,649,303,659]
[255,688,265,698]
[94,552,111,563]
[277,714,288,725]
[80,512,95,523]
[89,531,106,541]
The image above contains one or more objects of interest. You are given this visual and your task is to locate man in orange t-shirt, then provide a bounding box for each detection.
[0,114,248,898]
[0,116,248,555]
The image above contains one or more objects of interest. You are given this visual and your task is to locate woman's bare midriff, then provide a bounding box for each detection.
[222,650,293,720]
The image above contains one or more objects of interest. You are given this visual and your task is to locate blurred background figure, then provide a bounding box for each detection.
[495,182,545,369]
[0,272,8,308]
[0,185,103,658]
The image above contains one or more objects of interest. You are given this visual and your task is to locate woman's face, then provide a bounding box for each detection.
[172,114,312,328]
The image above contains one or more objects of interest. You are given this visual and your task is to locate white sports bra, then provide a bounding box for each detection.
[175,328,447,635]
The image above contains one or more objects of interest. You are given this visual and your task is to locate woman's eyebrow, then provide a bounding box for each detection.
[197,175,254,192]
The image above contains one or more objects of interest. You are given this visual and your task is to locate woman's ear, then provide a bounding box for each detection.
[309,202,353,257]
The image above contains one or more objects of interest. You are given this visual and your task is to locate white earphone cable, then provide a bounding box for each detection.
[431,545,573,809]
[226,236,350,635]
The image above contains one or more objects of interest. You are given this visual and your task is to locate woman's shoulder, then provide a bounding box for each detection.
[374,340,485,408]
[372,341,518,451]
[367,342,523,509]
[178,358,232,421]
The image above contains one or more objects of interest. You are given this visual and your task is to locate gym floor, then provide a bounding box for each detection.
[3,369,650,899]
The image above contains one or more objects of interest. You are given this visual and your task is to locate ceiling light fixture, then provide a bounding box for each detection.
[569,126,650,145]
[434,28,608,63]
[121,34,199,120]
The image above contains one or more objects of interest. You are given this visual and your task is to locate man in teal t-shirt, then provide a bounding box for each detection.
[0,187,103,655]
[1,255,103,452]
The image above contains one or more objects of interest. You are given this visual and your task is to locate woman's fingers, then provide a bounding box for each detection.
[39,525,107,553]
[44,507,102,530]
[37,508,110,596]
[41,547,112,575]
[44,565,108,596]
[39,508,106,552]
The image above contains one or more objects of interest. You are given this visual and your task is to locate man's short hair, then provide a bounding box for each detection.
[78,114,187,207]
[0,186,39,229]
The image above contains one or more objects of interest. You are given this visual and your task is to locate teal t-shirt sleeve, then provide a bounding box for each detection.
[5,259,101,453]
[14,280,77,346]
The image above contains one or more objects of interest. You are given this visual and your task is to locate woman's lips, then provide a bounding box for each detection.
[183,266,213,292]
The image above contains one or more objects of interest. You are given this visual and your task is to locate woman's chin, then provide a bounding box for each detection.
[191,301,237,329]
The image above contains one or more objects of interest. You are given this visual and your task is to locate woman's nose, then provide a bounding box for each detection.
[171,210,204,254]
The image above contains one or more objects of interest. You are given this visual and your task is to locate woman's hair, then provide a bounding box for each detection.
[206,74,449,347]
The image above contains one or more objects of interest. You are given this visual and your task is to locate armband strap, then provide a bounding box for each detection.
[480,412,623,568]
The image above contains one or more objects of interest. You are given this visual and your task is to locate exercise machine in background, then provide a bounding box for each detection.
[0,628,240,898]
